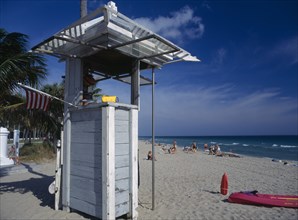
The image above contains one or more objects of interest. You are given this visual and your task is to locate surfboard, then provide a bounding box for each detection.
[228,191,298,208]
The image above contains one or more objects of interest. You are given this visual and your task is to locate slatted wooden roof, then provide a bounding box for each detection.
[32,1,199,85]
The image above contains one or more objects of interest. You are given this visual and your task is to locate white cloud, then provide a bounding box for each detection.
[95,78,297,136]
[134,6,204,41]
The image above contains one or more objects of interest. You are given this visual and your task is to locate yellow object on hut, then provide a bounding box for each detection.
[101,95,118,103]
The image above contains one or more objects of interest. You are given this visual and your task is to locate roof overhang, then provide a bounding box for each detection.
[31,2,200,85]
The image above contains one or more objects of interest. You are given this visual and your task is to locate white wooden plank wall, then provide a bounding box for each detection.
[129,109,138,219]
[69,108,103,218]
[115,109,130,217]
[102,107,116,220]
[67,106,137,219]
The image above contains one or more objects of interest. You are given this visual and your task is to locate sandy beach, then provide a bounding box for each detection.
[1,140,297,219]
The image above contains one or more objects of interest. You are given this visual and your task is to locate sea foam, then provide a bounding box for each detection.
[280,145,297,148]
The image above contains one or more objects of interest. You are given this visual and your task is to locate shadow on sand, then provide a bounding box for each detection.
[0,163,128,219]
[0,163,55,208]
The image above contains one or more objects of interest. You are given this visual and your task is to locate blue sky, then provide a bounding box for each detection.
[1,0,297,136]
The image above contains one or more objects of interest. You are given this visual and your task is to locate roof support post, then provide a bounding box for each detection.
[62,58,83,211]
[131,60,140,110]
[80,0,87,18]
[64,58,84,105]
[151,67,155,210]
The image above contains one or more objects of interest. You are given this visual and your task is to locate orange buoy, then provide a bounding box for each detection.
[220,172,228,195]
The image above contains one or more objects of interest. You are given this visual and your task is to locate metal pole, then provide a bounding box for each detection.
[152,67,155,210]
[80,0,87,18]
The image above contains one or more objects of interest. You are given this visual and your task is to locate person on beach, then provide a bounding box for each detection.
[184,142,197,153]
[8,145,19,165]
[209,145,215,155]
[170,140,177,154]
[191,141,197,152]
[183,146,191,152]
[214,144,221,155]
[204,143,208,151]
[209,144,221,155]
[162,140,177,154]
[147,151,156,160]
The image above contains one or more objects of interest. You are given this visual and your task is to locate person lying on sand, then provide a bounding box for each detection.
[209,145,215,155]
[163,141,177,154]
[208,144,221,155]
[214,144,221,155]
[183,142,197,153]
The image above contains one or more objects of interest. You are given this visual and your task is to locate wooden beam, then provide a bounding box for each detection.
[62,111,71,212]
[62,58,83,211]
[129,109,138,219]
[102,107,116,219]
[131,60,140,109]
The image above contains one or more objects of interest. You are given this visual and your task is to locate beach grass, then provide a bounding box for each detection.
[19,141,56,162]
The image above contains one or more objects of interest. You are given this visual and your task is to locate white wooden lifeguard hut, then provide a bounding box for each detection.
[31,1,199,219]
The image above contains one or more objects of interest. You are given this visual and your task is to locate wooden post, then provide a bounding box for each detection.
[80,0,87,18]
[102,106,116,220]
[131,60,140,110]
[62,111,71,211]
[129,109,138,219]
[62,58,83,211]
[55,140,62,210]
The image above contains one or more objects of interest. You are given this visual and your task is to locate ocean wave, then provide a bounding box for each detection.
[280,145,298,148]
[272,144,279,147]
[222,143,237,146]
[233,143,239,145]
[243,144,249,147]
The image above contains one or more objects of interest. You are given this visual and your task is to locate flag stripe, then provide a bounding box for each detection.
[43,96,50,111]
[26,90,29,109]
[31,91,36,109]
[25,89,51,111]
[40,95,45,110]
[36,93,41,109]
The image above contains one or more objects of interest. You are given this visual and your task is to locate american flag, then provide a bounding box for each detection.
[25,90,51,111]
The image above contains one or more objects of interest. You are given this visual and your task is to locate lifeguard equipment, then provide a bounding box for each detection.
[101,95,118,103]
[228,191,298,208]
[220,172,228,195]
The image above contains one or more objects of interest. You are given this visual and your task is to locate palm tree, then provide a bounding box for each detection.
[0,83,64,144]
[0,28,47,107]
[41,83,64,140]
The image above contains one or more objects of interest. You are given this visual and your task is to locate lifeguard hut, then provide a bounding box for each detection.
[32,1,199,219]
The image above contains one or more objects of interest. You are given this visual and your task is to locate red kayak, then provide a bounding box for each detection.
[228,191,298,208]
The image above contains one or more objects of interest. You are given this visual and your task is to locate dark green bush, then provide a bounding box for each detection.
[20,141,56,162]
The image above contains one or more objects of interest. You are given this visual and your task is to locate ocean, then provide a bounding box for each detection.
[139,136,298,161]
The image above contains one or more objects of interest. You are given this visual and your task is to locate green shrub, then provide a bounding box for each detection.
[19,141,56,163]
